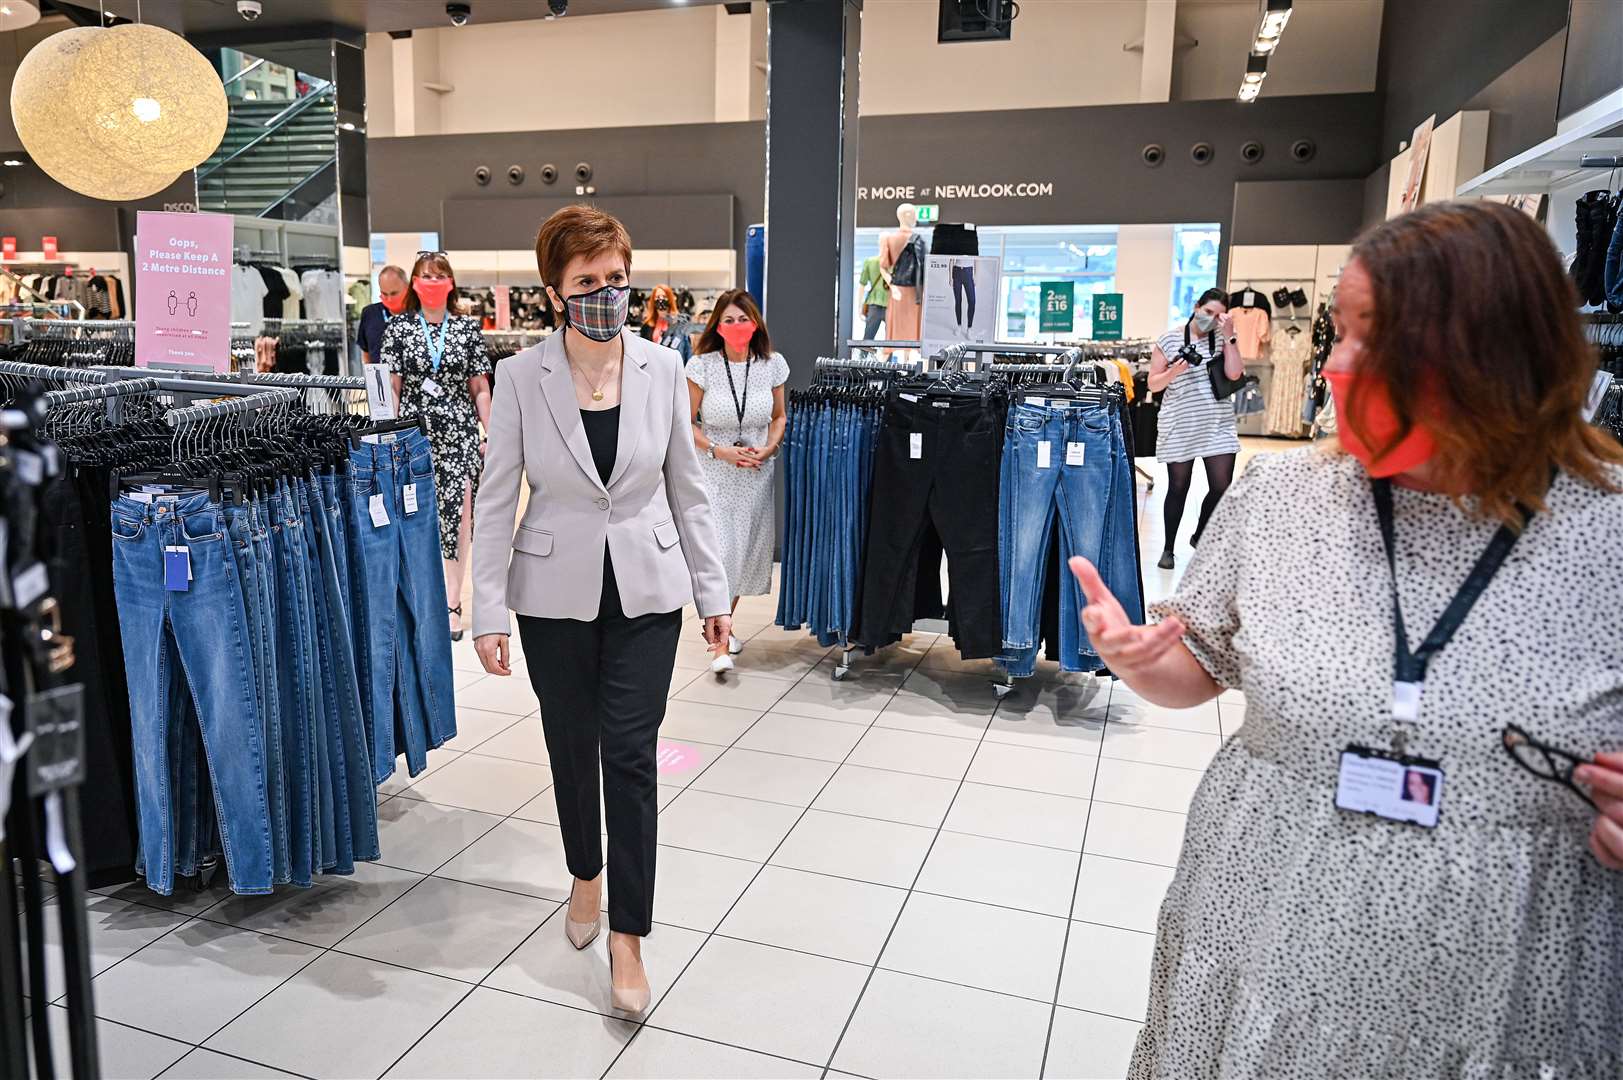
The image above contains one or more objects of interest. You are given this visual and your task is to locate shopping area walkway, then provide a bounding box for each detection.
[31,446,1272,1079]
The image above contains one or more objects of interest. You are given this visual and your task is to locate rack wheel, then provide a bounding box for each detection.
[832,664,849,681]
[993,681,1015,699]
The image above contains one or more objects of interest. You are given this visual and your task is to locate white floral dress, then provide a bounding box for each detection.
[687,350,789,596]
[1133,446,1623,1078]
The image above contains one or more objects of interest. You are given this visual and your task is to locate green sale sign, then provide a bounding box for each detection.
[1093,292,1124,340]
[1038,281,1073,333]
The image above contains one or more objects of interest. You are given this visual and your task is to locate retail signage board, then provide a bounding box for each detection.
[915,204,940,223]
[1039,281,1074,333]
[134,210,233,373]
[41,236,57,260]
[920,254,1002,361]
[1093,293,1124,340]
[1,237,14,260]
[1399,114,1435,215]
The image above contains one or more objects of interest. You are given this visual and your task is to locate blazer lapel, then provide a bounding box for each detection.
[539,337,607,493]
[609,331,649,489]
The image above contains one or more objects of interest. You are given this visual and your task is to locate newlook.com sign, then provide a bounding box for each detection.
[858,181,1056,202]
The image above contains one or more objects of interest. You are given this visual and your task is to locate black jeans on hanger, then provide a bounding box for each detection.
[516,556,681,937]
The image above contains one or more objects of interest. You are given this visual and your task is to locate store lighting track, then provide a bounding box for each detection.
[1237,0,1289,103]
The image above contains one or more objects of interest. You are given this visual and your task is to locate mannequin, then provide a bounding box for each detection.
[880,202,923,346]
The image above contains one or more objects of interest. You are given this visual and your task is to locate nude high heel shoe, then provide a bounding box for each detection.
[608,940,651,1015]
[565,878,602,951]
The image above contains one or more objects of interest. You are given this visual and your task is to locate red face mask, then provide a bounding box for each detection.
[717,321,757,352]
[1324,369,1437,478]
[380,293,407,315]
[413,278,454,308]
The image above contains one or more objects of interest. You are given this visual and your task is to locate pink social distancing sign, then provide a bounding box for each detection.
[134,210,233,373]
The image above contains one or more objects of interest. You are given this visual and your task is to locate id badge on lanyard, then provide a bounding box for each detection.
[1332,479,1529,830]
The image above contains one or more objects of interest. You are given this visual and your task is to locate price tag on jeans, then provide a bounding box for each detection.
[369,493,391,528]
[163,547,191,592]
[1037,441,1052,469]
[909,432,923,460]
[13,449,42,486]
[403,483,419,515]
[1066,441,1085,466]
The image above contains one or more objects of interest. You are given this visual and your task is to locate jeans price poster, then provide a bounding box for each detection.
[921,255,1001,361]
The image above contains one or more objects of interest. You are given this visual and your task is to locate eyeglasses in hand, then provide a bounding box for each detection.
[1501,723,1597,809]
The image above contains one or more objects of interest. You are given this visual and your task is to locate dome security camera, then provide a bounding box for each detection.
[1141,143,1165,168]
[1190,141,1214,166]
[474,165,491,186]
[540,164,559,184]
[446,3,472,27]
[547,0,568,15]
[507,165,525,186]
[237,0,263,21]
[1291,138,1317,163]
[1240,140,1264,164]
[574,162,593,183]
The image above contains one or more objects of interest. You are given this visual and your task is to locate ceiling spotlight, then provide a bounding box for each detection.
[2,159,23,167]
[1237,51,1268,102]
[1249,0,1291,57]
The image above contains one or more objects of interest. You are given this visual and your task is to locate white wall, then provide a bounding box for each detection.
[1116,224,1176,339]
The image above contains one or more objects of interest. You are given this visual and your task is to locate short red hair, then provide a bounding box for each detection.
[534,205,633,289]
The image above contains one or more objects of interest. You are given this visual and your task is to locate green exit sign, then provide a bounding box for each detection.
[915,204,940,223]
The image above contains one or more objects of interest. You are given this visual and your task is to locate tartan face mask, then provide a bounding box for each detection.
[558,282,630,343]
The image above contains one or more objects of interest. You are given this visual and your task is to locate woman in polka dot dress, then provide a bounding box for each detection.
[1072,202,1623,1077]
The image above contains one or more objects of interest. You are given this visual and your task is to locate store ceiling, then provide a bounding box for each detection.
[40,0,725,37]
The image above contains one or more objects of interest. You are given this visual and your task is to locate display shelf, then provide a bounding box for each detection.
[1455,101,1623,197]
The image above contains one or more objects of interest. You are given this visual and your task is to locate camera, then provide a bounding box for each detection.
[237,0,262,21]
[547,0,568,15]
[446,3,471,26]
[540,163,559,184]
[474,165,491,186]
[1140,143,1165,168]
[1176,343,1206,367]
[507,164,525,185]
[574,162,593,183]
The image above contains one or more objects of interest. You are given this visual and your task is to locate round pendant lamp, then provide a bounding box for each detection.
[0,2,42,32]
[10,22,227,202]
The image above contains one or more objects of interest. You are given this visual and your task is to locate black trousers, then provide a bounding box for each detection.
[516,558,681,937]
[855,390,1005,658]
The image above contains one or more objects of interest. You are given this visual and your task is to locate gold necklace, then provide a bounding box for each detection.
[571,356,618,401]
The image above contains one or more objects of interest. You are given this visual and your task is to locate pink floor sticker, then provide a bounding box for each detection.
[656,740,701,775]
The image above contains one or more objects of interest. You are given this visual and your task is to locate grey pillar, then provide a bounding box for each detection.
[764,0,861,392]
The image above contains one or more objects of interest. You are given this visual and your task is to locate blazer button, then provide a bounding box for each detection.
[596,497,610,510]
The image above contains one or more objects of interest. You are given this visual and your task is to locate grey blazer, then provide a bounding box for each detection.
[470,329,731,635]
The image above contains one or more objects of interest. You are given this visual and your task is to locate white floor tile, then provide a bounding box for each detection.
[455,673,541,716]
[846,726,977,780]
[982,706,1107,757]
[435,818,575,902]
[386,985,634,1078]
[202,862,425,948]
[737,711,869,762]
[995,673,1113,732]
[470,716,551,765]
[1081,802,1189,868]
[377,747,462,796]
[1092,758,1206,815]
[339,876,558,982]
[30,895,187,1002]
[1107,690,1222,735]
[831,968,1051,1080]
[653,737,729,789]
[483,914,705,1019]
[659,699,764,746]
[651,936,869,1064]
[374,797,505,874]
[673,636,722,672]
[658,790,803,862]
[945,783,1092,852]
[691,747,839,807]
[1100,721,1221,771]
[511,781,679,830]
[772,667,901,725]
[771,810,936,889]
[720,865,907,965]
[880,892,1066,1001]
[871,671,1000,740]
[730,639,831,681]
[37,1006,190,1080]
[607,1027,821,1079]
[396,752,553,816]
[916,642,1003,677]
[1072,855,1176,933]
[641,845,762,932]
[915,832,1079,918]
[967,741,1097,799]
[206,952,469,1078]
[1043,1006,1143,1079]
[160,1048,301,1078]
[1057,921,1156,1022]
[673,670,796,712]
[90,919,321,1043]
[812,764,961,828]
[439,706,522,753]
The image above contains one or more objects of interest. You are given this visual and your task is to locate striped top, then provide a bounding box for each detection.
[1155,324,1240,463]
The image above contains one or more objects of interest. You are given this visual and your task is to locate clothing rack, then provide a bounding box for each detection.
[43,377,160,407]
[164,387,300,429]
[0,360,109,384]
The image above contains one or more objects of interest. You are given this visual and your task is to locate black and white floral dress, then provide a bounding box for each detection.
[1133,446,1623,1078]
[379,313,491,559]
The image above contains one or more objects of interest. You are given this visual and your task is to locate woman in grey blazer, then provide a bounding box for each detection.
[471,205,732,1014]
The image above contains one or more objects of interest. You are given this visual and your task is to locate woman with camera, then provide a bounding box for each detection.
[1147,287,1244,569]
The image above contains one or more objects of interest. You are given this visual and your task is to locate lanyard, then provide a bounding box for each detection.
[418,314,447,373]
[721,355,752,443]
[1372,478,1528,723]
